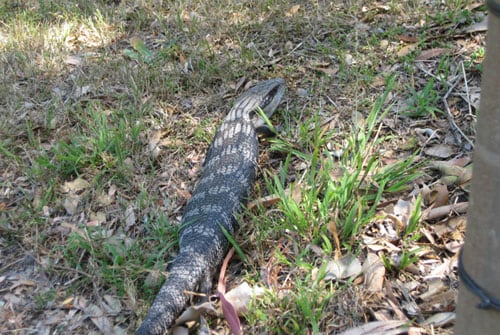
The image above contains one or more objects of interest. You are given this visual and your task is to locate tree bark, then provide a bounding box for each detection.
[454,2,500,334]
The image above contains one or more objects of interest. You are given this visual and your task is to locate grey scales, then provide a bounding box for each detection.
[136,78,286,335]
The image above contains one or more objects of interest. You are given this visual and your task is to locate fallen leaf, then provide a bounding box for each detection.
[61,177,90,193]
[416,48,447,61]
[433,216,466,238]
[96,191,114,207]
[171,326,190,335]
[306,62,339,76]
[408,326,424,335]
[444,240,463,253]
[323,254,363,281]
[90,211,106,225]
[464,16,488,33]
[224,282,266,314]
[9,279,36,290]
[419,278,446,301]
[248,183,302,210]
[424,144,455,158]
[174,301,218,326]
[65,55,82,66]
[397,44,417,57]
[61,297,75,309]
[338,320,409,335]
[363,252,385,292]
[396,35,419,43]
[286,4,300,17]
[247,194,281,211]
[73,85,92,99]
[219,291,241,335]
[102,295,122,315]
[423,202,468,221]
[63,193,80,215]
[84,302,114,334]
[424,257,455,279]
[421,312,455,327]
[393,199,412,228]
[125,206,136,230]
[428,183,449,207]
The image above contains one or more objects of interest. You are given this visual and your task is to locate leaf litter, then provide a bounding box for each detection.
[0,0,483,334]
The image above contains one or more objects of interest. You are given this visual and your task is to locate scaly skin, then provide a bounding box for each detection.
[136,78,285,335]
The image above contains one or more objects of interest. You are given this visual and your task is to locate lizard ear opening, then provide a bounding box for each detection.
[260,86,280,110]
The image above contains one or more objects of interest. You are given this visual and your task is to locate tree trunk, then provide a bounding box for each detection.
[454,2,500,334]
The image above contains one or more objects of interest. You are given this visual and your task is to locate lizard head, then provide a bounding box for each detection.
[231,78,286,130]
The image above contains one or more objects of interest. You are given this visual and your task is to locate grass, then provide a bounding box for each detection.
[244,78,423,329]
[0,0,480,334]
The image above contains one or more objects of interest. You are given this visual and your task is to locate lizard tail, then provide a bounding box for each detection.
[136,252,211,335]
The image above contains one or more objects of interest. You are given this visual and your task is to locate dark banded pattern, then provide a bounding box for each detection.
[136,78,285,335]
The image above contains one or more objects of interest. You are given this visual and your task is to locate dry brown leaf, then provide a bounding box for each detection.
[84,302,114,334]
[9,279,36,290]
[89,211,106,225]
[124,206,136,230]
[415,48,447,61]
[424,144,455,158]
[247,194,280,211]
[174,301,218,326]
[224,282,265,315]
[428,183,449,207]
[96,190,115,207]
[397,43,417,57]
[425,257,455,280]
[61,177,90,193]
[327,220,342,257]
[429,161,472,183]
[423,202,468,221]
[306,62,339,76]
[444,240,463,253]
[323,254,363,281]
[363,252,385,292]
[407,327,424,335]
[338,320,409,335]
[419,278,446,301]
[219,291,241,335]
[396,35,419,43]
[102,295,122,315]
[65,55,82,66]
[421,312,456,327]
[433,216,466,238]
[63,193,80,215]
[62,297,75,309]
[464,16,488,33]
[286,4,301,17]
[248,183,302,211]
[386,295,410,321]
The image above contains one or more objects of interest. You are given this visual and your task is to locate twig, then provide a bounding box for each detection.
[416,63,456,87]
[417,62,475,148]
[460,61,474,117]
[424,202,468,221]
[443,80,475,149]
